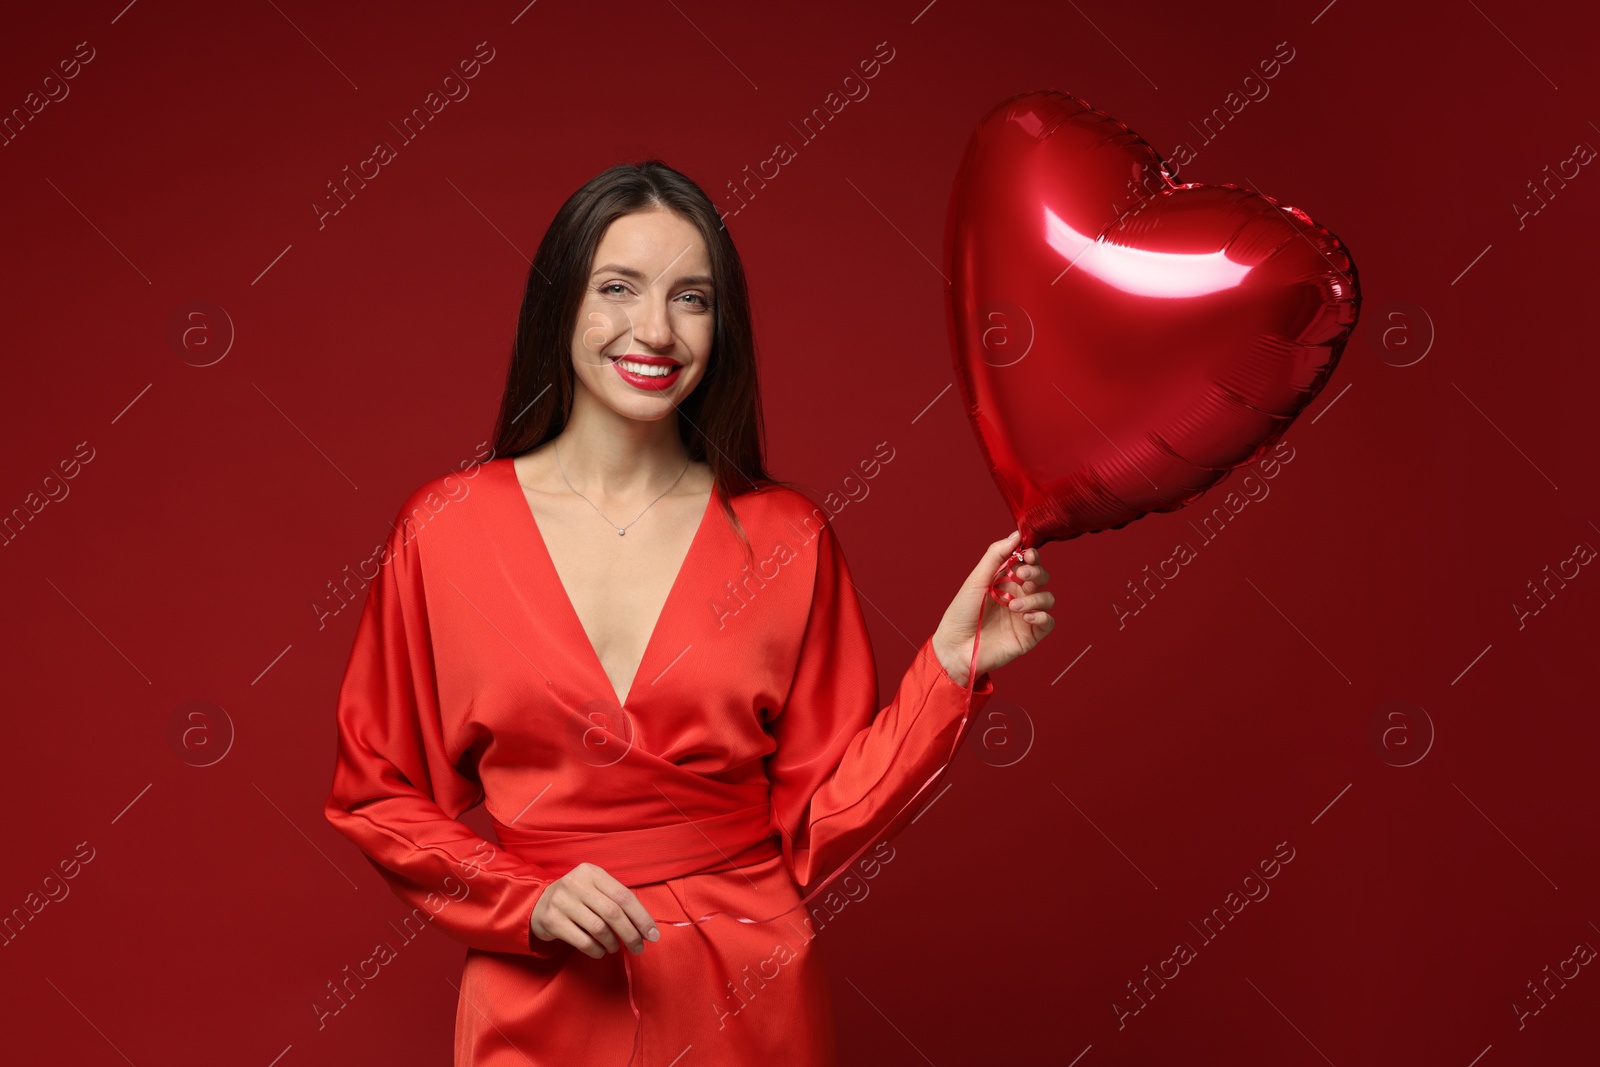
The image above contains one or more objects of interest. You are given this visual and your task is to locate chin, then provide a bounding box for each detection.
[596,383,686,418]
[611,400,677,422]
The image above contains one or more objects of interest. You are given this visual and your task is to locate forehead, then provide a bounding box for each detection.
[592,208,710,276]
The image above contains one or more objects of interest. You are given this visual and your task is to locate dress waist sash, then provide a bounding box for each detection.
[489,802,781,887]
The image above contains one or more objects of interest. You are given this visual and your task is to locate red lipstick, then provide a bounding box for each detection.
[609,353,682,391]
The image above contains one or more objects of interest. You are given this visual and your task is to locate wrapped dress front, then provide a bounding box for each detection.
[323,456,995,1065]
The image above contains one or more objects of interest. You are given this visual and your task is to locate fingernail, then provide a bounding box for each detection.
[647,927,660,941]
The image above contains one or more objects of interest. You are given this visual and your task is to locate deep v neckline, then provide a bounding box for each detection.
[501,456,715,708]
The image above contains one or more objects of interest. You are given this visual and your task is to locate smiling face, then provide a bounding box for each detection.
[570,206,716,420]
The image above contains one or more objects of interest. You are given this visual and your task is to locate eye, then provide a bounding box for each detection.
[680,292,712,309]
[599,282,630,296]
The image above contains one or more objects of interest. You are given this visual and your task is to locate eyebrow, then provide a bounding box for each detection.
[591,263,715,288]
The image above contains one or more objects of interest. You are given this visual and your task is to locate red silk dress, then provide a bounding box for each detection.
[323,456,995,1066]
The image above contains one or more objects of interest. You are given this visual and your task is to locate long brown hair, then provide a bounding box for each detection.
[491,160,802,565]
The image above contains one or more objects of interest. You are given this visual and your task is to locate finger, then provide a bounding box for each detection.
[587,867,659,950]
[1013,602,1053,626]
[976,536,1027,596]
[542,905,609,959]
[554,870,626,955]
[1004,556,1043,579]
[585,890,648,955]
[1007,590,1056,613]
[973,532,1022,584]
[567,901,623,956]
[1006,568,1044,595]
[571,875,647,956]
[610,883,661,944]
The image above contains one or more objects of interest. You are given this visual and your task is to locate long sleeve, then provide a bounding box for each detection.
[765,520,996,893]
[323,508,563,958]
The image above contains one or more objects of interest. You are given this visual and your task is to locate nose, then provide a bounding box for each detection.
[628,290,673,350]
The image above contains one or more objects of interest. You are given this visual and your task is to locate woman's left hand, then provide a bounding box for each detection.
[931,531,1056,686]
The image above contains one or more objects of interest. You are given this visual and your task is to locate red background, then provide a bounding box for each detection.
[3,1,1597,1064]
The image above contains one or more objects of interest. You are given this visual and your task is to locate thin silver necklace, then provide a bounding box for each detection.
[553,439,691,536]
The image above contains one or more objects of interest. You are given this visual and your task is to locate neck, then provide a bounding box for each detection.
[555,390,693,501]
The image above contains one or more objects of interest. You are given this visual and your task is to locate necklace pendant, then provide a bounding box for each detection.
[617,527,626,536]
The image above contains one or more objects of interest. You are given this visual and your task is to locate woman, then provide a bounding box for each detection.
[323,160,1055,1065]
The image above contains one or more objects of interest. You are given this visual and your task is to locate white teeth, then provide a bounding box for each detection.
[618,359,676,377]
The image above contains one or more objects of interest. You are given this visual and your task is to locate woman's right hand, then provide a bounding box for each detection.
[530,862,661,959]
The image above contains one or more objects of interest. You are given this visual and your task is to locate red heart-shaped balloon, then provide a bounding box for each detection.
[944,89,1360,548]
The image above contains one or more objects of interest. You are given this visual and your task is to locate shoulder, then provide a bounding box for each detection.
[388,451,507,552]
[721,483,855,590]
[729,483,838,541]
